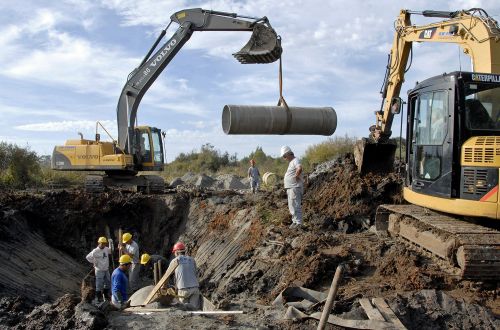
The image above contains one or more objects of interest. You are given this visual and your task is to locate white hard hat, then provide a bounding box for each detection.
[280,146,292,157]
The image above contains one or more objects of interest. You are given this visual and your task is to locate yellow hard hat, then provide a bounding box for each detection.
[122,232,132,243]
[98,236,107,244]
[140,253,151,265]
[119,254,132,264]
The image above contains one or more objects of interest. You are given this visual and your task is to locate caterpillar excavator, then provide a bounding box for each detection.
[51,8,282,192]
[355,8,500,279]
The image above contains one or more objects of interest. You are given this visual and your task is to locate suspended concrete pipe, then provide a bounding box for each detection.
[222,105,337,135]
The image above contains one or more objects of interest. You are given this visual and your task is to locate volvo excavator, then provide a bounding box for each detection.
[51,8,282,192]
[355,8,500,279]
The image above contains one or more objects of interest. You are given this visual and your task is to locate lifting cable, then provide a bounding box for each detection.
[276,39,292,134]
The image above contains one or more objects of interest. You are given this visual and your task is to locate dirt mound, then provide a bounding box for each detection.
[388,290,499,329]
[305,153,403,230]
[11,294,107,330]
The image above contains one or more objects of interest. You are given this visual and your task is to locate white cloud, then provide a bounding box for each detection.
[15,120,117,134]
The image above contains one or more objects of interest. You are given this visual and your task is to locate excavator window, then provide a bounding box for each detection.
[139,132,151,163]
[151,131,162,163]
[464,84,500,131]
[414,90,448,181]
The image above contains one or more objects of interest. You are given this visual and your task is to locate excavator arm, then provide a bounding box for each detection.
[117,8,282,153]
[356,8,500,173]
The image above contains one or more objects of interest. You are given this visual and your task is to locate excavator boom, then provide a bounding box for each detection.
[117,8,282,154]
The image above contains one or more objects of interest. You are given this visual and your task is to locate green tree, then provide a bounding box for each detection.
[0,142,41,188]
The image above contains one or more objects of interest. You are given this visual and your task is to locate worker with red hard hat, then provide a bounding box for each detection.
[163,241,200,309]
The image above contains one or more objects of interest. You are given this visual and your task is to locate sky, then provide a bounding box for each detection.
[1,0,499,161]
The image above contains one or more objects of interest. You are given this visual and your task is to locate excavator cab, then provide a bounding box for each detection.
[133,126,164,171]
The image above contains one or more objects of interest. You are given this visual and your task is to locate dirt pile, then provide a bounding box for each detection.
[305,153,403,230]
[11,294,107,330]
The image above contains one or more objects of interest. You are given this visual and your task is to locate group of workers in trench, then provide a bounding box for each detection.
[85,145,303,311]
[86,233,200,311]
[249,145,304,228]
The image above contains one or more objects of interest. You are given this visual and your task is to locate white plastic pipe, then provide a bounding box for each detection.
[222,105,337,135]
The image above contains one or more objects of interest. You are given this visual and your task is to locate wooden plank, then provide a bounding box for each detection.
[359,298,385,321]
[371,298,407,330]
[142,270,173,305]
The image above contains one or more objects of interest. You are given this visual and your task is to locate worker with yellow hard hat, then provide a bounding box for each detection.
[119,232,140,292]
[111,254,132,309]
[86,236,111,304]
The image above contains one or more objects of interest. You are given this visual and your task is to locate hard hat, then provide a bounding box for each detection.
[140,253,151,265]
[172,242,186,253]
[122,232,132,244]
[280,146,292,157]
[119,254,132,264]
[97,236,107,244]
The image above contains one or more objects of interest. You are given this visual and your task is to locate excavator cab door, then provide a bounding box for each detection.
[407,78,455,198]
[133,127,164,171]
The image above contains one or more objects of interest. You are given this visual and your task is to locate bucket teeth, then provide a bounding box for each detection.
[233,24,282,64]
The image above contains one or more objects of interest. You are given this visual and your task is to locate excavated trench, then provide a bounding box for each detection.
[0,154,498,329]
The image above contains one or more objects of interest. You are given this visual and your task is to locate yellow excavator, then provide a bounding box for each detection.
[357,8,500,279]
[51,8,282,192]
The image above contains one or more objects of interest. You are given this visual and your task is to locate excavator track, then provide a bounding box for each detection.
[375,204,500,280]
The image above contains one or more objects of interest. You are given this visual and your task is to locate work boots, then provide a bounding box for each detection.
[95,291,104,303]
[104,289,111,301]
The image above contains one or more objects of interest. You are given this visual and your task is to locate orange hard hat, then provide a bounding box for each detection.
[172,242,186,253]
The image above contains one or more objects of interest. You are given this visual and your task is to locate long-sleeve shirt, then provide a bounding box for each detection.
[86,246,110,271]
[111,267,128,302]
[125,241,140,264]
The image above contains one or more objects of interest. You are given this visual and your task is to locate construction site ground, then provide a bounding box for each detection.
[0,154,498,329]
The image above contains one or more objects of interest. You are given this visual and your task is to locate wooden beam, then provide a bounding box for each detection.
[359,298,385,321]
[371,298,407,330]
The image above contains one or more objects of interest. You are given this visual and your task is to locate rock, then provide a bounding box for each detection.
[74,302,107,330]
[215,174,247,190]
[169,178,184,188]
[195,174,215,188]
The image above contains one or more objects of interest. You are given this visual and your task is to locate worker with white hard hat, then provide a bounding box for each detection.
[111,254,132,309]
[280,146,304,228]
[163,242,201,310]
[86,236,111,303]
[119,232,140,292]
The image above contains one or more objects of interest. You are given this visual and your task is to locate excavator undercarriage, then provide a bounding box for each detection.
[376,204,500,280]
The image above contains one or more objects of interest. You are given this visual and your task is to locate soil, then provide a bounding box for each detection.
[0,154,498,329]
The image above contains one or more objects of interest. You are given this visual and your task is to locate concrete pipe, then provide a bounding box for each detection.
[222,105,337,135]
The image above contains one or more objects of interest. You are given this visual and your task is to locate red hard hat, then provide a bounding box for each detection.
[172,242,186,253]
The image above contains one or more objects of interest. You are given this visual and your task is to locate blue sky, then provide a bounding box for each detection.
[1,0,499,161]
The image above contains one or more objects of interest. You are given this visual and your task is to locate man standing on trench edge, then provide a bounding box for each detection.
[86,236,111,303]
[111,254,132,309]
[119,232,140,292]
[248,159,261,193]
[281,146,304,229]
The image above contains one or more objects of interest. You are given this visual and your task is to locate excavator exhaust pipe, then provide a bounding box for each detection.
[233,24,282,64]
[354,138,396,174]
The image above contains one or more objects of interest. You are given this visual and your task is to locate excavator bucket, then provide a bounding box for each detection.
[354,138,397,175]
[233,24,282,64]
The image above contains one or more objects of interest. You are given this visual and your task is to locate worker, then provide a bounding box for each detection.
[247,159,261,193]
[86,236,111,303]
[141,253,169,273]
[281,146,304,228]
[111,254,132,310]
[119,232,140,292]
[164,242,200,310]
